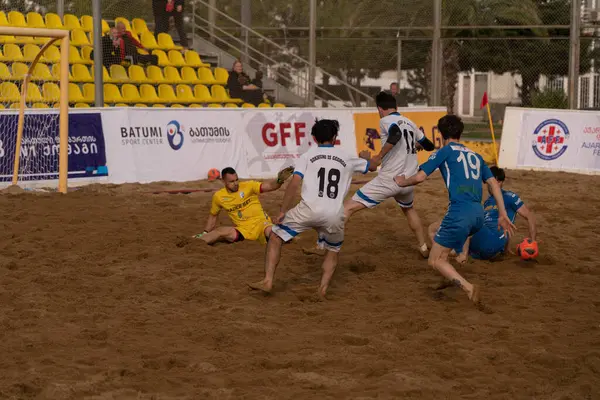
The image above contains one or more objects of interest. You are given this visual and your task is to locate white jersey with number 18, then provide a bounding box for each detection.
[293,145,369,215]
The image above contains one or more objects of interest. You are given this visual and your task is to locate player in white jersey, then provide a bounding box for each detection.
[345,91,436,257]
[248,119,378,299]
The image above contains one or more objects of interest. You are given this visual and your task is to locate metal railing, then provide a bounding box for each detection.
[191,0,374,107]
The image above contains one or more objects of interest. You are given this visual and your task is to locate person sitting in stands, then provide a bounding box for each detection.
[227,60,265,106]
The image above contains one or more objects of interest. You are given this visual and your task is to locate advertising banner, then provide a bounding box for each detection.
[518,110,600,173]
[102,109,248,184]
[0,112,108,185]
[242,109,356,178]
[353,109,447,164]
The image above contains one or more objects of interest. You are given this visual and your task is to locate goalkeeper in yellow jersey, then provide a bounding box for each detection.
[194,166,294,245]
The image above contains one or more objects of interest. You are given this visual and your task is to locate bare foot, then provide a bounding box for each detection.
[469,284,481,303]
[302,247,326,256]
[419,244,430,259]
[248,280,272,294]
[318,287,328,301]
[456,254,468,264]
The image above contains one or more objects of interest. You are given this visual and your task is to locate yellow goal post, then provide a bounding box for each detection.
[0,26,69,194]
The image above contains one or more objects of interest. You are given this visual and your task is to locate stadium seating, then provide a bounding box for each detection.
[0,12,286,108]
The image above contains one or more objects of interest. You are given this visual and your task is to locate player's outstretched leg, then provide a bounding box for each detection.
[400,206,429,258]
[428,242,480,304]
[199,227,239,245]
[248,234,284,293]
[318,250,339,299]
[343,199,367,220]
[428,221,440,245]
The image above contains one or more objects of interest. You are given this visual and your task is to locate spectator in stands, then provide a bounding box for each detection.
[91,27,122,69]
[116,22,158,66]
[227,60,264,106]
[387,82,409,107]
[153,0,189,49]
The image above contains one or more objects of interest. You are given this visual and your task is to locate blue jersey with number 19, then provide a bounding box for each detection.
[419,143,493,204]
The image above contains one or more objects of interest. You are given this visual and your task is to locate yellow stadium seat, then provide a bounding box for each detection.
[258,103,271,108]
[185,51,210,68]
[0,63,11,81]
[197,67,217,85]
[189,104,203,108]
[64,14,83,30]
[24,82,44,102]
[0,35,16,45]
[42,83,60,102]
[80,15,92,32]
[0,104,4,109]
[44,45,61,63]
[224,103,238,108]
[153,50,171,67]
[45,13,64,29]
[68,83,85,103]
[23,44,44,62]
[0,43,24,62]
[71,29,91,46]
[168,50,186,67]
[114,103,128,107]
[132,18,149,36]
[193,84,214,103]
[8,11,27,27]
[128,65,148,84]
[32,102,49,108]
[72,64,93,83]
[181,67,201,84]
[213,67,229,85]
[175,84,195,103]
[272,103,286,108]
[26,12,46,28]
[158,33,182,50]
[11,62,29,81]
[51,63,74,81]
[69,45,90,64]
[171,104,185,108]
[32,64,55,82]
[82,83,96,103]
[9,103,20,109]
[103,66,113,83]
[141,31,160,50]
[75,103,91,108]
[104,83,124,103]
[109,64,129,83]
[211,84,243,103]
[242,103,256,108]
[152,104,166,107]
[81,46,93,64]
[207,103,223,108]
[0,82,20,102]
[139,84,161,103]
[158,84,178,103]
[0,11,10,26]
[134,103,148,107]
[121,84,141,103]
[146,65,166,84]
[164,66,183,84]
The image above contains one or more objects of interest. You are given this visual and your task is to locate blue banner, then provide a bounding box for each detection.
[0,112,108,182]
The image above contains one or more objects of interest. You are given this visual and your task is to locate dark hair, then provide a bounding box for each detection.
[311,119,339,144]
[490,166,505,182]
[437,115,464,140]
[375,91,397,110]
[221,167,237,179]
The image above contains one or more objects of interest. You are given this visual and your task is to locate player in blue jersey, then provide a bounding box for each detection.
[454,166,537,262]
[394,115,515,305]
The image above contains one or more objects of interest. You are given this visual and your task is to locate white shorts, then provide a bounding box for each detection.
[351,175,414,209]
[271,202,345,252]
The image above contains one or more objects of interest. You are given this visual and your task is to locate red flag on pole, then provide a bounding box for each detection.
[480,91,489,109]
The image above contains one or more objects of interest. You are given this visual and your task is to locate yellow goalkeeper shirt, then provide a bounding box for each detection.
[210,181,270,229]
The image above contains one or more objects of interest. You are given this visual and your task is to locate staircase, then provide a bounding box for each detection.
[190,0,373,108]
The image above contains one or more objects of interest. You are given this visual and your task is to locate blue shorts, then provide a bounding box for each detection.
[434,203,484,254]
[469,225,507,260]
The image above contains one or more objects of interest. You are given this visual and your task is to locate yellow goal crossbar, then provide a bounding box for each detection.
[0,27,70,194]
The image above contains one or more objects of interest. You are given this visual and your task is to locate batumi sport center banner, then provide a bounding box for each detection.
[102,108,248,184]
[0,112,108,184]
[241,109,356,178]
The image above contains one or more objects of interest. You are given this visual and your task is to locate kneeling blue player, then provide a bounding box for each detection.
[394,115,515,305]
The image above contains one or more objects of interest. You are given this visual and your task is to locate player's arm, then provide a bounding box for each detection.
[276,173,302,223]
[204,213,218,233]
[358,151,382,171]
[260,166,294,193]
[395,146,448,187]
[203,195,221,233]
[372,124,402,163]
[516,204,537,241]
[485,176,516,238]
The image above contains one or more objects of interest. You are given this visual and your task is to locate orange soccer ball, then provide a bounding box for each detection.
[207,168,220,181]
[516,238,539,261]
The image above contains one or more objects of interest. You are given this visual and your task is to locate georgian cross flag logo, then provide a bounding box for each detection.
[532,119,569,161]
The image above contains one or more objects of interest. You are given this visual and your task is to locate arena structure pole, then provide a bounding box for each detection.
[396,31,402,95]
[431,0,442,107]
[208,0,216,43]
[92,0,104,107]
[57,0,65,18]
[567,0,581,110]
[308,0,316,107]
[241,0,251,65]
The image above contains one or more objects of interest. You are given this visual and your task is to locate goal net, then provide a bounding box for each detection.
[0,26,69,193]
